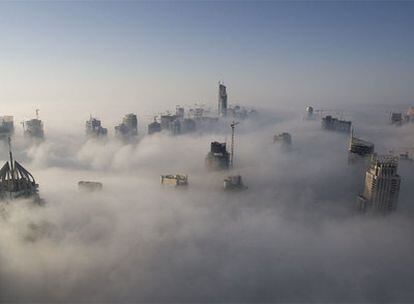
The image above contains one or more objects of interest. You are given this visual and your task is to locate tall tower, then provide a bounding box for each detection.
[357,155,401,214]
[218,82,228,117]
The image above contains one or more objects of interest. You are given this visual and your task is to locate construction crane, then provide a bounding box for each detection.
[230,121,239,168]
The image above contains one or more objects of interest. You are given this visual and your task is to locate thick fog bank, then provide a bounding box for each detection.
[1,109,414,302]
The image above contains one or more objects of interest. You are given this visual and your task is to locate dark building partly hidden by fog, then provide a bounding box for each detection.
[206,141,230,170]
[273,132,292,146]
[357,155,401,215]
[148,117,161,135]
[0,116,14,140]
[322,115,352,132]
[348,129,374,164]
[115,113,138,140]
[85,116,108,138]
[23,109,44,140]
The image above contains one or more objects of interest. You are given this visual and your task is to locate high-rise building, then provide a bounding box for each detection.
[115,113,138,139]
[24,110,44,139]
[205,141,230,170]
[0,116,14,140]
[86,116,107,137]
[218,82,228,117]
[357,155,401,214]
[148,117,161,135]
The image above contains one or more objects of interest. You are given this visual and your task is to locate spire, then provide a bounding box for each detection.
[8,136,15,181]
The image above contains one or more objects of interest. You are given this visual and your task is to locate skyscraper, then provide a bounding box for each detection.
[218,82,228,117]
[357,155,401,214]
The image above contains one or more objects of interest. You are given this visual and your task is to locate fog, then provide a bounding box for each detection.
[1,107,414,302]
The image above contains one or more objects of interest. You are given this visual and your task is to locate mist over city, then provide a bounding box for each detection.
[1,1,414,303]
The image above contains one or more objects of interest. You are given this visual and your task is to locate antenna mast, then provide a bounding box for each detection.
[230,121,239,168]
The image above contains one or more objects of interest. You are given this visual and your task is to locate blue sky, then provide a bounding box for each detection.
[1,1,413,121]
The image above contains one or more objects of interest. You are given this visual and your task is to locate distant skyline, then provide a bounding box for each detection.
[1,1,413,123]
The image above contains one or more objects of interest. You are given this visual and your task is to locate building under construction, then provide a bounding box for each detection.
[115,113,138,140]
[86,116,107,137]
[23,110,44,139]
[0,138,39,201]
[0,116,14,140]
[322,115,352,132]
[356,155,401,215]
[206,142,230,170]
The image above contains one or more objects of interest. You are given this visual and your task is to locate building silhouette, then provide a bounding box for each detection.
[218,82,228,117]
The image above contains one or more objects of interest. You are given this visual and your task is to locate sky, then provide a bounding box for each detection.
[1,1,414,125]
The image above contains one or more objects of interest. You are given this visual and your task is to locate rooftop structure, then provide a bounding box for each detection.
[78,181,103,192]
[348,129,374,157]
[218,82,228,117]
[206,141,230,170]
[161,174,188,187]
[23,110,44,139]
[0,116,14,140]
[0,138,39,201]
[115,113,138,140]
[224,175,247,191]
[390,112,403,125]
[356,155,401,215]
[86,116,108,137]
[321,115,352,133]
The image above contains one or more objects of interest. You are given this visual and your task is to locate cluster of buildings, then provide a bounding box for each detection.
[0,110,45,142]
[147,83,255,136]
[85,113,138,140]
[305,105,407,216]
[84,83,255,139]
[1,91,412,214]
